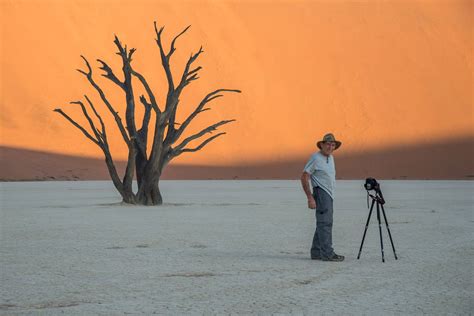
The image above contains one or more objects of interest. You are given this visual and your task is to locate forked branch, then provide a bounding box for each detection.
[167,25,191,60]
[77,55,131,146]
[53,108,100,146]
[97,59,124,89]
[173,119,235,155]
[172,89,241,143]
[84,95,108,144]
[154,22,174,93]
[181,132,226,153]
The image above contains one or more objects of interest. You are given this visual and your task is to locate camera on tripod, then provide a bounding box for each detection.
[358,177,397,262]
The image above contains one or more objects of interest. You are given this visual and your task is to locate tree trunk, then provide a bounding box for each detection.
[122,190,137,204]
[152,182,163,205]
[135,150,147,188]
[137,182,162,205]
[136,172,163,206]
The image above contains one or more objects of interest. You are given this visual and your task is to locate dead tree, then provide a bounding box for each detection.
[54,22,241,205]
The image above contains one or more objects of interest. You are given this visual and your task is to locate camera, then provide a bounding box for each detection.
[364,177,385,205]
[364,177,379,191]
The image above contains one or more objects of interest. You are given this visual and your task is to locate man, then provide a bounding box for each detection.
[301,133,345,262]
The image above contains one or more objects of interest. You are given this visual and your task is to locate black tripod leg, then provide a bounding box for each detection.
[381,204,398,260]
[377,202,385,262]
[357,199,376,259]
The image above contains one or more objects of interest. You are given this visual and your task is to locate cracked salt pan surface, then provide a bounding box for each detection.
[1,180,472,314]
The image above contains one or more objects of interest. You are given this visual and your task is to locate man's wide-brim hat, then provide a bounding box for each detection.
[317,133,342,150]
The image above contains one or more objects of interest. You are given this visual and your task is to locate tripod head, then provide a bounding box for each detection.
[364,177,385,205]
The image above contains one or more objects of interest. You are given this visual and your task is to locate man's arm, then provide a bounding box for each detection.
[301,172,316,209]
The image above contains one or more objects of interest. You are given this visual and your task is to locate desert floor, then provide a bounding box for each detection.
[1,180,472,315]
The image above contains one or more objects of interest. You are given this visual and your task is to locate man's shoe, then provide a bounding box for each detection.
[311,255,322,260]
[322,254,345,262]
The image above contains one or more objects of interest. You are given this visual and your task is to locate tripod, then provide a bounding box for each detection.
[357,191,398,262]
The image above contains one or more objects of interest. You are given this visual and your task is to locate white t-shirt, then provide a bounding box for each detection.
[303,151,336,199]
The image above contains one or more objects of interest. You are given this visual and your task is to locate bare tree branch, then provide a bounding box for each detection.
[77,55,92,74]
[169,132,226,161]
[77,55,131,146]
[128,48,136,61]
[113,36,139,140]
[173,119,235,154]
[131,69,161,113]
[172,89,241,144]
[55,107,127,199]
[162,48,204,132]
[78,52,140,191]
[113,36,127,59]
[154,21,174,93]
[167,25,191,60]
[102,149,125,196]
[112,36,150,161]
[97,59,124,89]
[154,26,204,164]
[187,66,202,77]
[173,47,204,100]
[70,100,103,145]
[84,95,107,143]
[138,95,152,137]
[181,132,226,153]
[53,108,100,146]
[139,95,152,111]
[148,21,181,169]
[113,35,136,64]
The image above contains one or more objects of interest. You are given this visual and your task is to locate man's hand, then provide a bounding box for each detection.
[301,172,317,209]
[307,196,316,209]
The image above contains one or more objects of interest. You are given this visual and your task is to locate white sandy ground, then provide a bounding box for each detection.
[0,180,473,315]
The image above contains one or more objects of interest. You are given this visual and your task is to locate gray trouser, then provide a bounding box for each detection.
[311,187,335,258]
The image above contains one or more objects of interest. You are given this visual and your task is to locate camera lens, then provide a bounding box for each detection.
[365,178,378,191]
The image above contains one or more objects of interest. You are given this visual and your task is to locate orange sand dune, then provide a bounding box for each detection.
[1,0,472,170]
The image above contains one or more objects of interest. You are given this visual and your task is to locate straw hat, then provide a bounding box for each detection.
[317,133,342,150]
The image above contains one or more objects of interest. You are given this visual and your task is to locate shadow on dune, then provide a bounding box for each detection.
[1,137,473,180]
